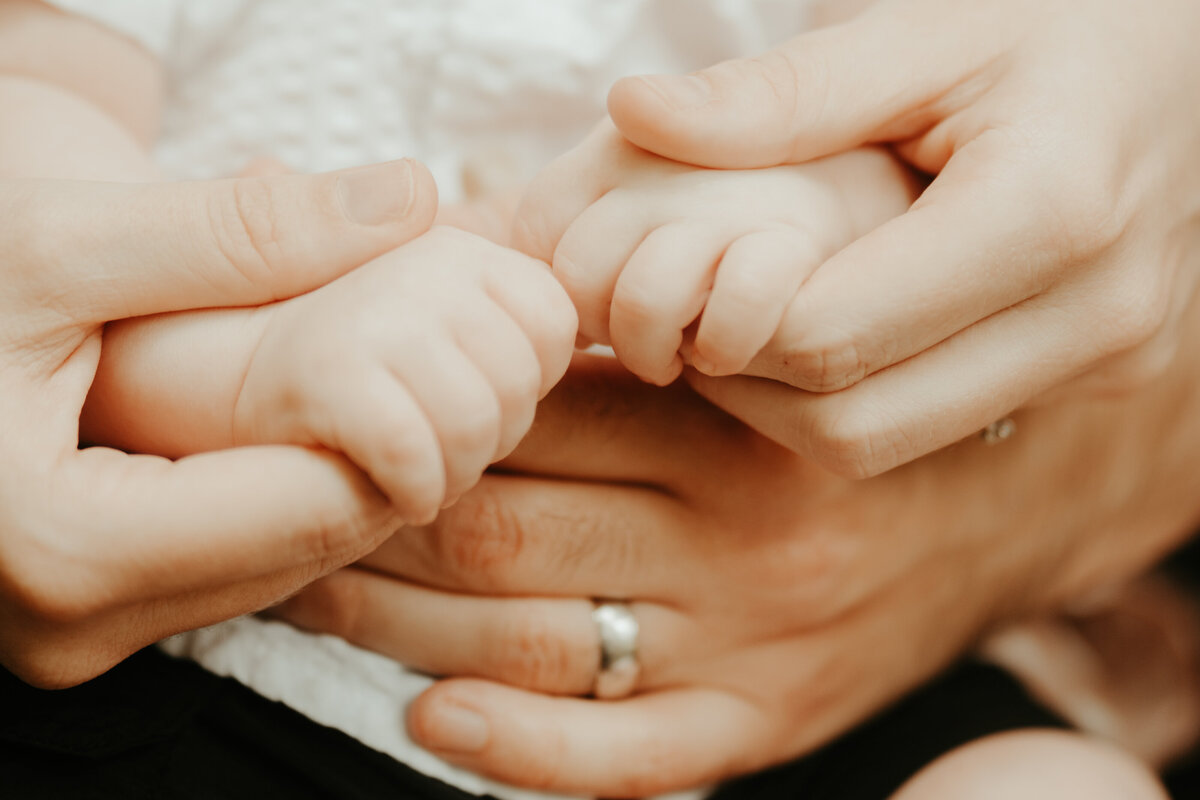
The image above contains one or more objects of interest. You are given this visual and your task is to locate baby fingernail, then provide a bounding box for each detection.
[422,703,490,754]
[337,159,416,225]
[639,74,712,110]
[691,355,717,375]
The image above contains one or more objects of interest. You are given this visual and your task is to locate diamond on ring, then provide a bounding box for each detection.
[981,417,1016,445]
[591,601,640,700]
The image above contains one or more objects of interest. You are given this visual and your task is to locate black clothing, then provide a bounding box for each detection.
[2,650,1064,800]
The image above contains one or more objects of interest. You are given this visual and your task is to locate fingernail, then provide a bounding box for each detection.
[337,160,416,225]
[421,702,490,754]
[638,74,712,110]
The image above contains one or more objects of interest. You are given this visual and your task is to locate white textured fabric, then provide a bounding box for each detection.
[48,2,817,798]
[54,0,813,202]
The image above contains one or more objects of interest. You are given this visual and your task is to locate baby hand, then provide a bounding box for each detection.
[233,227,577,522]
[514,122,916,386]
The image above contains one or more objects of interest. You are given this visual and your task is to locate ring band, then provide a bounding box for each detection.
[591,601,640,700]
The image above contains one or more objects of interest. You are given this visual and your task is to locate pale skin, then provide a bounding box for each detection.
[600,0,1200,479]
[85,226,578,523]
[276,350,1200,798]
[1,1,1196,798]
[513,122,920,388]
[0,0,576,682]
[0,0,433,686]
[281,0,1200,795]
[78,78,1162,800]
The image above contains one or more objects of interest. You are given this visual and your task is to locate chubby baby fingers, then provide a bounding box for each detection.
[609,222,727,386]
[551,195,659,345]
[322,366,447,523]
[452,299,546,461]
[387,339,504,504]
[693,227,826,377]
[481,256,578,398]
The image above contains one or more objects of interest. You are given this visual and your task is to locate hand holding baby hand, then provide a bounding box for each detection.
[1,161,437,687]
[605,0,1200,477]
[514,123,915,387]
[233,227,577,523]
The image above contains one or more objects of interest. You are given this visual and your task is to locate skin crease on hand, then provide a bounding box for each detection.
[584,0,1200,480]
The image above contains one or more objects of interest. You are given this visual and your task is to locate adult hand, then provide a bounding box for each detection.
[273,339,1200,797]
[0,160,436,688]
[598,0,1200,478]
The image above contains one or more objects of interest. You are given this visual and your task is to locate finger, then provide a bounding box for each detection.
[498,353,774,491]
[45,445,397,608]
[361,475,696,600]
[388,340,502,502]
[316,366,446,522]
[5,159,437,322]
[270,567,701,695]
[480,258,578,398]
[743,145,1067,392]
[409,681,766,798]
[551,193,659,344]
[607,2,1008,168]
[687,278,1145,477]
[452,299,543,460]
[692,226,825,376]
[510,120,633,262]
[609,222,726,386]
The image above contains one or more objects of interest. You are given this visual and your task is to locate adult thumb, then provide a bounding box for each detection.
[607,4,987,168]
[6,158,437,323]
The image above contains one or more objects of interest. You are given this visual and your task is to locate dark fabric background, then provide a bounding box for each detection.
[1,649,1066,800]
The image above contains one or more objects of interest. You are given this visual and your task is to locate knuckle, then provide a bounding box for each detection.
[611,278,661,325]
[486,609,584,692]
[779,333,871,392]
[752,529,858,612]
[754,49,816,155]
[295,490,391,570]
[494,362,542,410]
[296,574,369,642]
[375,431,430,473]
[806,402,901,479]
[743,49,803,113]
[533,286,581,353]
[717,266,775,314]
[433,489,527,588]
[550,249,591,295]
[1033,155,1128,263]
[442,397,502,454]
[208,178,286,292]
[1102,272,1170,353]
